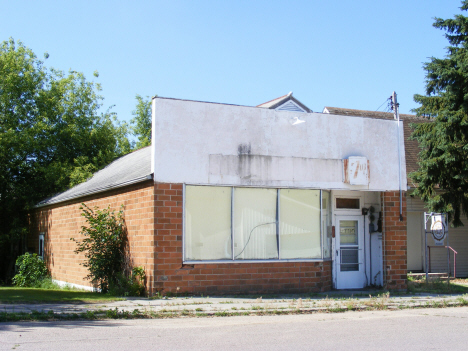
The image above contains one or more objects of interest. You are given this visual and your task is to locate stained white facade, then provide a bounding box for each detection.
[151,97,406,190]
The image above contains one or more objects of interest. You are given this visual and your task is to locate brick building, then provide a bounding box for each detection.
[29,94,409,295]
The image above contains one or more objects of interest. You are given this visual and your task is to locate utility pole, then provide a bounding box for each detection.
[390,92,403,222]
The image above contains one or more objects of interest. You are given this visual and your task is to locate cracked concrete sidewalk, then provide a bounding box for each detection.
[2,291,468,317]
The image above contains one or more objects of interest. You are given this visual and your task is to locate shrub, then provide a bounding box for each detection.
[109,266,146,297]
[12,253,48,287]
[71,204,125,293]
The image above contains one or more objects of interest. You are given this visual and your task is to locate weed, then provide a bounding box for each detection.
[327,307,346,313]
[457,296,468,306]
[150,291,163,300]
[215,311,229,317]
[346,301,356,311]
[296,298,303,309]
[85,310,97,319]
[105,308,119,319]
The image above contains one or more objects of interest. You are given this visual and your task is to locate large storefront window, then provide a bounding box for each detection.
[234,188,278,260]
[280,189,321,259]
[185,186,232,260]
[185,185,329,261]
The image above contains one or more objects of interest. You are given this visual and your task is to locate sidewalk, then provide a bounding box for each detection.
[2,290,468,318]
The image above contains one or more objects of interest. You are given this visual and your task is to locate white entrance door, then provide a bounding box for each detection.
[336,216,366,289]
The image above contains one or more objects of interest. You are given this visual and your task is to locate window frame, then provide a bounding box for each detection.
[183,184,331,264]
[334,196,362,212]
[38,233,45,259]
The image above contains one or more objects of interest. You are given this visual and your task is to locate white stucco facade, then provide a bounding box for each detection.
[151,97,406,191]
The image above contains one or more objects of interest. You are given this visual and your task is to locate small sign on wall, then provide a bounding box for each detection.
[343,157,369,185]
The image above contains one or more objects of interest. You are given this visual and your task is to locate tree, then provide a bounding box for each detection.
[0,38,131,281]
[411,1,468,226]
[130,95,152,149]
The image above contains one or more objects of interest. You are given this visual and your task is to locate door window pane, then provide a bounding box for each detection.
[185,186,232,260]
[340,248,359,271]
[234,188,278,260]
[280,189,321,258]
[339,219,359,271]
[340,220,358,245]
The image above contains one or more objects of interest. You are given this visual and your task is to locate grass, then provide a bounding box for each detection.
[407,277,468,294]
[0,287,123,304]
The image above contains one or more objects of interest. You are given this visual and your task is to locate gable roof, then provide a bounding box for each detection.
[323,107,431,186]
[257,92,312,113]
[37,146,152,207]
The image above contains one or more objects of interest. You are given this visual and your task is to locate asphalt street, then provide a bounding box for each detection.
[1,306,468,350]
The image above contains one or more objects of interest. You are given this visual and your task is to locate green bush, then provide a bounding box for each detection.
[72,204,125,293]
[109,266,146,297]
[12,253,48,287]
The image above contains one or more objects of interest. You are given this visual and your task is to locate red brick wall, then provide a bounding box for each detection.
[153,183,332,295]
[382,191,407,290]
[30,181,333,295]
[29,181,156,291]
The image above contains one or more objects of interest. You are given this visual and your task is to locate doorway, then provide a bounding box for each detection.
[335,215,366,289]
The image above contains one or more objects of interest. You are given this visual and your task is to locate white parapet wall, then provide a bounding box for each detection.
[152,97,406,191]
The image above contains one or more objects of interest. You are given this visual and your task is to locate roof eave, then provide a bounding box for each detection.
[34,174,154,208]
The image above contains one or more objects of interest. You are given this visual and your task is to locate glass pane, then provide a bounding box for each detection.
[336,198,360,209]
[322,191,332,258]
[340,220,358,245]
[234,188,278,260]
[341,248,359,271]
[279,189,321,259]
[185,186,232,260]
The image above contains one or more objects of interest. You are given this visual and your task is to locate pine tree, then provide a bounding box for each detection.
[412,1,468,226]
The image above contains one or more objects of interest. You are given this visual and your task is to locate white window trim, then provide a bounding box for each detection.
[183,184,332,264]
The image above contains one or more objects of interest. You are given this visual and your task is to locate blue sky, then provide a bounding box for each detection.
[0,0,464,123]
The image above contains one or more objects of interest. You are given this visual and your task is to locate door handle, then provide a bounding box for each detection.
[336,250,339,256]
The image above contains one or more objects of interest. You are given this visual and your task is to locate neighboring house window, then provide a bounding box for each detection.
[39,233,45,259]
[184,186,332,262]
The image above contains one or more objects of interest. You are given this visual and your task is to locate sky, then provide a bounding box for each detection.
[0,0,465,124]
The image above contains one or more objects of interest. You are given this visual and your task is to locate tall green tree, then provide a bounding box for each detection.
[0,38,131,280]
[130,95,152,149]
[412,1,468,226]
